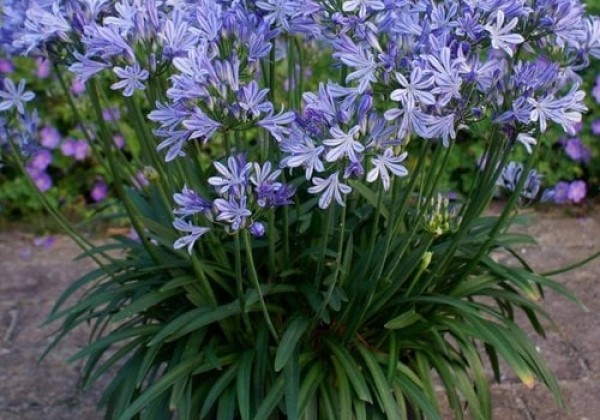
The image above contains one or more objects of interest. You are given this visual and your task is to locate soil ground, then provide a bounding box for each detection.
[1,207,599,419]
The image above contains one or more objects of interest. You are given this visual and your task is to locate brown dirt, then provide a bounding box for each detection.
[0,207,599,419]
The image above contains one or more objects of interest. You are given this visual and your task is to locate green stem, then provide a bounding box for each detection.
[267,209,276,281]
[125,96,173,208]
[243,231,279,342]
[234,232,253,336]
[312,201,347,325]
[314,204,335,288]
[87,80,161,263]
[457,141,542,281]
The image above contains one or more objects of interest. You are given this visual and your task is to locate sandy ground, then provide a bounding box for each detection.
[0,207,599,419]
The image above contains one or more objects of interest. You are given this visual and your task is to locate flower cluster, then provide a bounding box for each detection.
[173,154,294,253]
[544,179,587,204]
[3,0,598,245]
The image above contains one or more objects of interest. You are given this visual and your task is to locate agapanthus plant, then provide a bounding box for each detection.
[3,0,600,419]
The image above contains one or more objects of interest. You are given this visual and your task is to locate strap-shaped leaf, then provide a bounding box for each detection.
[274,316,310,372]
[384,308,423,330]
[236,350,254,420]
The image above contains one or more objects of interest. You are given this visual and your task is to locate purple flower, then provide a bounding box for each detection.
[91,180,108,202]
[71,79,86,96]
[102,107,121,122]
[342,0,385,19]
[36,58,51,79]
[280,132,325,179]
[592,119,600,135]
[113,135,125,149]
[0,59,14,73]
[33,235,55,249]
[336,40,378,93]
[0,78,35,114]
[568,180,587,203]
[69,53,111,83]
[564,138,591,163]
[257,110,296,142]
[182,108,221,141]
[31,171,52,192]
[61,139,90,161]
[593,82,600,103]
[29,149,52,171]
[552,181,570,204]
[40,125,61,149]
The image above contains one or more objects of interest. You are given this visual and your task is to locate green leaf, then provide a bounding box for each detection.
[253,374,284,420]
[331,357,353,420]
[384,308,423,330]
[200,362,239,418]
[236,350,254,420]
[118,352,206,420]
[113,288,180,322]
[217,386,237,420]
[283,348,300,420]
[275,316,310,372]
[324,338,372,404]
[350,180,389,220]
[69,324,160,363]
[357,344,400,418]
[298,361,326,412]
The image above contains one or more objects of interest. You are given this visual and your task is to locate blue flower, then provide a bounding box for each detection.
[258,110,295,142]
[390,67,435,111]
[182,108,221,141]
[238,81,272,119]
[173,218,210,254]
[111,62,149,97]
[484,10,524,57]
[156,129,189,162]
[342,0,385,19]
[323,125,365,163]
[335,38,378,93]
[0,78,35,115]
[249,221,266,237]
[308,172,352,209]
[280,130,325,179]
[69,53,111,83]
[214,196,252,231]
[366,149,408,191]
[208,155,252,199]
[159,10,198,57]
[173,185,212,217]
[427,47,464,106]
